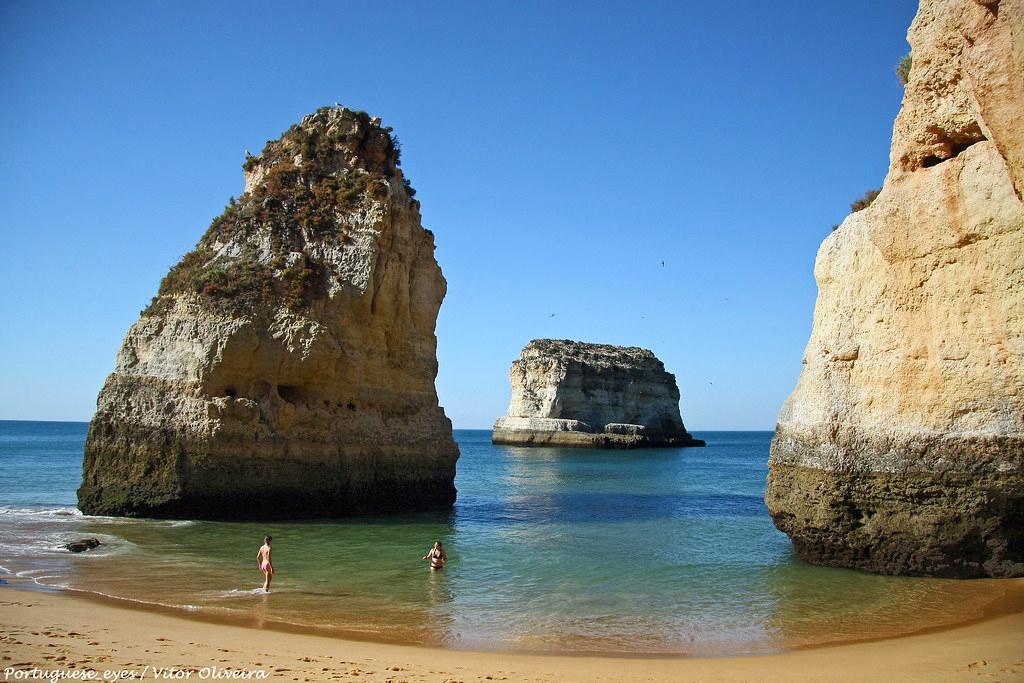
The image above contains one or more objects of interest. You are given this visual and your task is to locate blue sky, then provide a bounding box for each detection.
[0,1,918,429]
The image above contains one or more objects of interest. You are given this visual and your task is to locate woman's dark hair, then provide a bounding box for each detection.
[265,535,272,543]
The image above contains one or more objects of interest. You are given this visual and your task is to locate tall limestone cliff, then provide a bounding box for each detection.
[492,339,705,448]
[79,106,459,519]
[766,0,1023,577]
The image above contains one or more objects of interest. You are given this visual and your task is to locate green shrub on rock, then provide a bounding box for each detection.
[896,52,912,86]
[851,188,881,213]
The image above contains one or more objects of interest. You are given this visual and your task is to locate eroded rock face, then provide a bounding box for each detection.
[492,339,704,448]
[79,106,459,519]
[766,0,1024,577]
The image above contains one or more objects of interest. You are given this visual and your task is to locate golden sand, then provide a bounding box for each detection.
[2,582,1023,683]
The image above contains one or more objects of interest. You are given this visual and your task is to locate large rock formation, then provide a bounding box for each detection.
[79,106,459,519]
[766,0,1023,577]
[492,339,704,448]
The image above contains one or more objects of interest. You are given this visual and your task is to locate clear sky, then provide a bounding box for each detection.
[0,1,918,429]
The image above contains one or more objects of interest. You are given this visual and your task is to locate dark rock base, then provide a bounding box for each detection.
[79,420,458,520]
[78,478,457,520]
[765,463,1024,578]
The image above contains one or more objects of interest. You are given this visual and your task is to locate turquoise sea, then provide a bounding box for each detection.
[0,420,1010,655]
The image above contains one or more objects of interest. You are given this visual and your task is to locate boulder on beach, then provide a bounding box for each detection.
[64,538,101,553]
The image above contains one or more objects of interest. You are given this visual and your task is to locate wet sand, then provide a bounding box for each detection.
[2,584,1023,683]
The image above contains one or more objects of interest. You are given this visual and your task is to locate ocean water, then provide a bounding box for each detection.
[0,420,1011,655]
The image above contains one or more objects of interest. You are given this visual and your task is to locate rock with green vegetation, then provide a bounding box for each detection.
[849,188,880,213]
[896,52,912,85]
[79,106,459,519]
[492,339,705,448]
[767,0,1024,578]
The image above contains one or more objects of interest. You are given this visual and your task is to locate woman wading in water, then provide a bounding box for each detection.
[422,541,447,570]
[257,535,273,592]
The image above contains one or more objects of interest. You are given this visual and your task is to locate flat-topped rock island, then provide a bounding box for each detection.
[492,339,704,448]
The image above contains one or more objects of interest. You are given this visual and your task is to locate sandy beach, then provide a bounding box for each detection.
[2,584,1022,683]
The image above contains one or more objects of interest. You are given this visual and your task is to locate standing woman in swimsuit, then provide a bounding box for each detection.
[422,541,447,570]
[257,535,273,591]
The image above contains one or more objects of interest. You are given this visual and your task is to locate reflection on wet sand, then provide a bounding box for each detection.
[764,558,1017,648]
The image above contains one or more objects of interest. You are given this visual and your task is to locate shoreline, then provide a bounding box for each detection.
[6,573,1024,659]
[2,581,1024,682]
[7,572,1024,657]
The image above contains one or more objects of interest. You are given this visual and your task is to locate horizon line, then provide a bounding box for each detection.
[0,417,776,432]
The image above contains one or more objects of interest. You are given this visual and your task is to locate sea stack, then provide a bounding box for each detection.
[79,106,459,519]
[766,0,1023,577]
[492,339,704,448]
